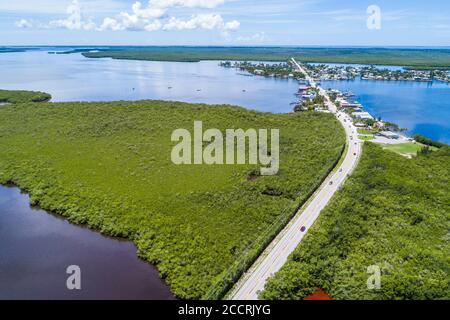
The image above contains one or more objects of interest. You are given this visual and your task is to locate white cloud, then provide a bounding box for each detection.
[149,0,225,9]
[236,32,268,43]
[163,14,239,31]
[98,1,167,31]
[15,19,33,29]
[15,0,239,33]
[47,0,97,30]
[144,20,163,31]
[224,20,240,30]
[99,0,239,32]
[132,2,166,19]
[98,17,122,31]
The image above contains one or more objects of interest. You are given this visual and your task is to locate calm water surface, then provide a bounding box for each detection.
[0,50,299,112]
[322,78,450,143]
[0,185,174,300]
[1,51,448,141]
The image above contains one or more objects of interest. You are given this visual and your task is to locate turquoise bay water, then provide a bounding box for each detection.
[0,50,299,113]
[323,79,450,143]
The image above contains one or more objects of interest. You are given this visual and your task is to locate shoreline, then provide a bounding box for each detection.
[0,182,176,300]
[3,45,450,69]
[226,61,448,145]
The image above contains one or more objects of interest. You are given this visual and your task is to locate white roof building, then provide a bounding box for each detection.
[376,131,400,139]
[352,111,374,120]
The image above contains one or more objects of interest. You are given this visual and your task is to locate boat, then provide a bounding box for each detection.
[344,91,355,97]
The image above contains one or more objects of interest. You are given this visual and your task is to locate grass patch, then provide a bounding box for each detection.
[359,135,375,141]
[260,143,450,300]
[0,89,51,104]
[0,100,345,299]
[357,128,378,135]
[381,142,437,156]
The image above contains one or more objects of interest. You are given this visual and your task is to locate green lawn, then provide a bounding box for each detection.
[261,143,450,300]
[381,142,436,156]
[0,100,345,299]
[357,128,378,135]
[358,135,375,141]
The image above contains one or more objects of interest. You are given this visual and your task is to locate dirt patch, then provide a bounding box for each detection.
[304,289,333,300]
[247,170,260,182]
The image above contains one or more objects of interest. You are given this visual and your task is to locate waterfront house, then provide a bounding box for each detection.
[374,121,386,130]
[298,85,310,92]
[376,131,400,139]
[342,102,363,109]
[352,111,374,120]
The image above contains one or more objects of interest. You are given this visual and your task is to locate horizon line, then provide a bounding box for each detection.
[3,45,450,49]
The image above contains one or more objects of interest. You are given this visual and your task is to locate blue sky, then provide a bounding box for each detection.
[1,0,449,46]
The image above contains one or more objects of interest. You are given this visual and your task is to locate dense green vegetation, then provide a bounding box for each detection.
[261,143,450,300]
[413,134,446,149]
[0,89,51,104]
[306,63,450,82]
[220,61,305,79]
[0,100,345,299]
[80,47,450,68]
[0,47,29,53]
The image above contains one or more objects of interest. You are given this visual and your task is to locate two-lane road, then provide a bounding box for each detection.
[229,58,362,300]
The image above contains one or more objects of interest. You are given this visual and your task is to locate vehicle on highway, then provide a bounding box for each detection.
[300,226,306,232]
[339,168,343,172]
[329,181,333,185]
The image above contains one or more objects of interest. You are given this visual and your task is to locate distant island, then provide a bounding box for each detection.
[72,47,450,69]
[220,61,450,82]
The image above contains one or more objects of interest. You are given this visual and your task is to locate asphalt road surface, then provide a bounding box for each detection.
[229,58,362,300]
